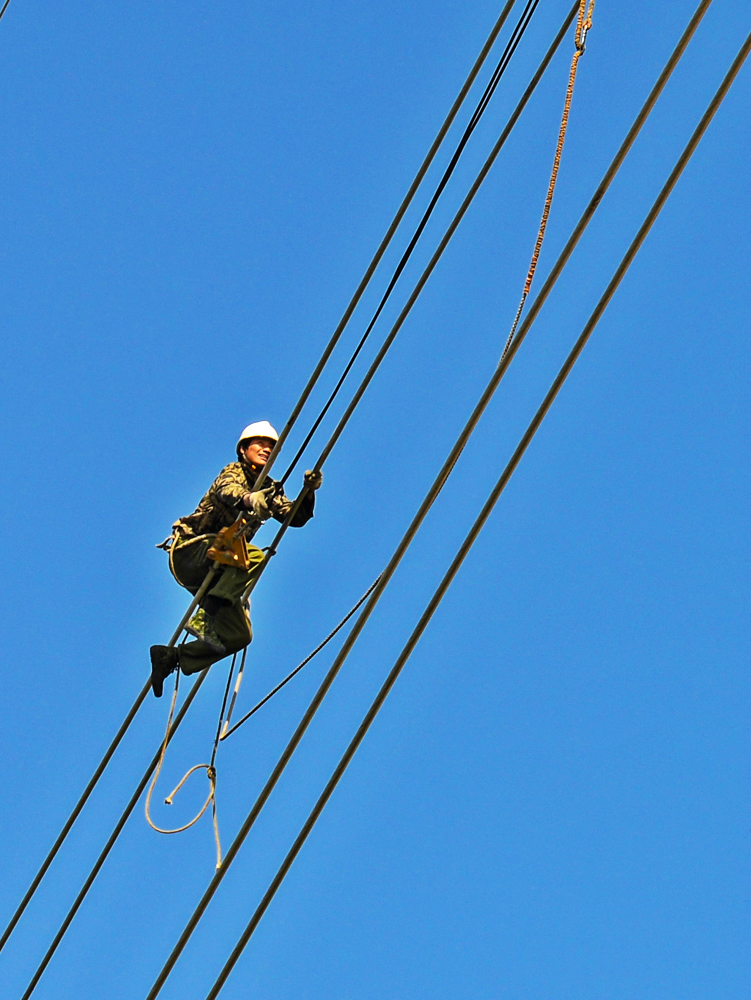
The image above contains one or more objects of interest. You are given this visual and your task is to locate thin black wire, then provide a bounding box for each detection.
[220,574,383,741]
[0,5,519,960]
[205,28,751,994]
[143,5,718,993]
[279,0,541,485]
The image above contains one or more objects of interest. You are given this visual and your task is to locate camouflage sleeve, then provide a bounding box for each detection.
[270,482,315,527]
[212,465,249,510]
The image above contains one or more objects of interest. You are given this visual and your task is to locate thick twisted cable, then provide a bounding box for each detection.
[143,6,717,994]
[144,10,597,995]
[7,9,540,979]
[204,29,751,994]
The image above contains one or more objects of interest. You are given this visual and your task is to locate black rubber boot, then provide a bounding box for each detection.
[149,645,180,698]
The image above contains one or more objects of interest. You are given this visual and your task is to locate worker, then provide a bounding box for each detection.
[149,421,323,697]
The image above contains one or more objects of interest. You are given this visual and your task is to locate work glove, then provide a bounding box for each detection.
[272,496,293,519]
[303,469,323,491]
[243,490,273,520]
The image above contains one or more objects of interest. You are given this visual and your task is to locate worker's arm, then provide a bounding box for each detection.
[270,470,322,527]
[213,465,251,510]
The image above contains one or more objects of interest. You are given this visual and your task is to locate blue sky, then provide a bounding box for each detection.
[0,1,748,998]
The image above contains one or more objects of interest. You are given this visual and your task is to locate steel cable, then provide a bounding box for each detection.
[0,3,519,956]
[204,28,751,994]
[140,5,717,994]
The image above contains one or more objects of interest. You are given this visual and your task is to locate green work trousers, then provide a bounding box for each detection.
[169,534,265,676]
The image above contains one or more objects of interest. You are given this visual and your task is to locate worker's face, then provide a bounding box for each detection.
[242,437,275,466]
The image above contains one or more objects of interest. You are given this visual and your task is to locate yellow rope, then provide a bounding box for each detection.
[145,663,223,869]
[501,0,595,359]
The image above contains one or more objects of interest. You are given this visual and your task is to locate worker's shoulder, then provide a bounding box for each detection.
[210,461,247,485]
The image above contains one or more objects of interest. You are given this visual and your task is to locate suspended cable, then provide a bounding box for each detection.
[204,30,751,993]
[145,0,555,864]
[141,6,717,993]
[0,576,217,956]
[0,6,520,955]
[278,0,542,485]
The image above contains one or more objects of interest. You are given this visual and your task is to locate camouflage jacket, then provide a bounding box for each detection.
[172,460,315,541]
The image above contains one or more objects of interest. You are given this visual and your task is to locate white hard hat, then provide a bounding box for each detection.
[236,421,279,453]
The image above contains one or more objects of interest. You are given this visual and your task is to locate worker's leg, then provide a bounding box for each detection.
[169,534,264,600]
[178,602,253,676]
[205,546,265,603]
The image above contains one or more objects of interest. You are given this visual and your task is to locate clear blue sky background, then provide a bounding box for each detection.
[0,1,748,997]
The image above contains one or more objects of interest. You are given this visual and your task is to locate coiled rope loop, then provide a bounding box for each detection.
[145,646,247,870]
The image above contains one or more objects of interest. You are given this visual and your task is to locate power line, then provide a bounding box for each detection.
[0,2,520,955]
[204,28,751,994]
[141,3,717,993]
[0,681,150,954]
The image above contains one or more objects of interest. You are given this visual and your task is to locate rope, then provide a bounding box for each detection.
[221,575,383,742]
[144,653,235,871]
[203,28,751,992]
[144,4,724,991]
[278,0,542,485]
[0,4,517,959]
[220,637,249,737]
[501,0,595,361]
